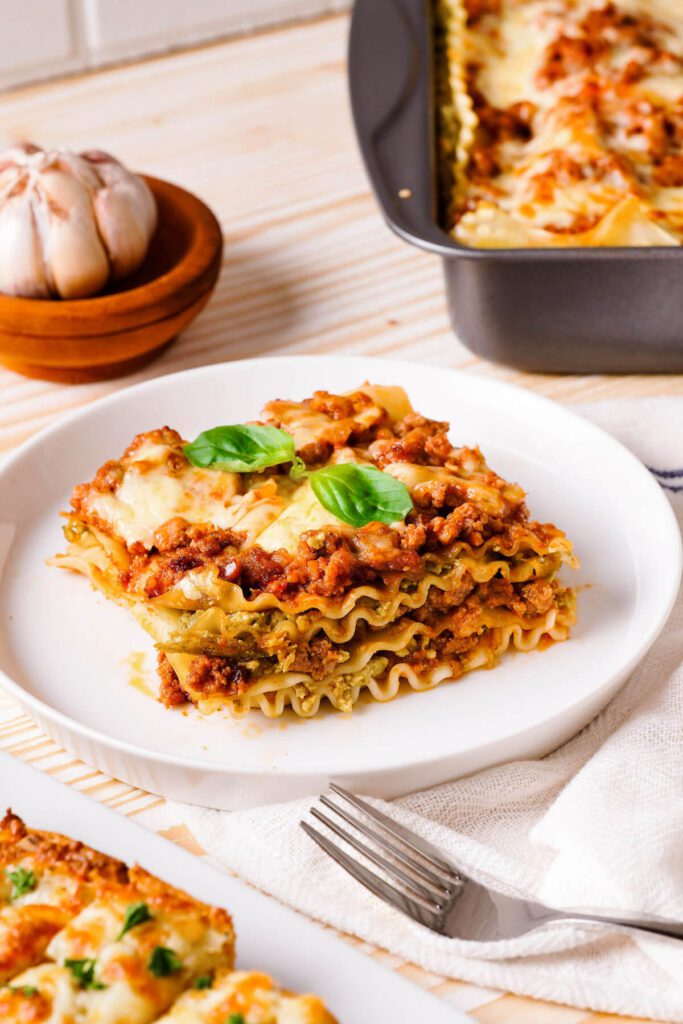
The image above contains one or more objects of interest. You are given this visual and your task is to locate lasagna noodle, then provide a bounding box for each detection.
[164,600,575,719]
[440,0,683,247]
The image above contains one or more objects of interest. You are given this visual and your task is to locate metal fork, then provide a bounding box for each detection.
[301,785,683,942]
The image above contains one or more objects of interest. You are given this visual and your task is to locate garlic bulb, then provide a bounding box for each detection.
[0,143,157,300]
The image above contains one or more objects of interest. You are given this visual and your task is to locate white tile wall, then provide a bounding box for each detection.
[0,0,83,91]
[0,0,351,91]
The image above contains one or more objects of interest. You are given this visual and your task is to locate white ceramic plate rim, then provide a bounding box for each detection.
[0,750,465,1023]
[0,356,680,779]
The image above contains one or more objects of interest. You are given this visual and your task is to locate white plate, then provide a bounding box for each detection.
[0,356,679,808]
[0,750,465,1024]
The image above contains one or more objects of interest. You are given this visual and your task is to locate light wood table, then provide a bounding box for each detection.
[0,14,675,1023]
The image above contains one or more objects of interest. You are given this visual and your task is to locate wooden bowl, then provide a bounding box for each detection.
[0,176,223,383]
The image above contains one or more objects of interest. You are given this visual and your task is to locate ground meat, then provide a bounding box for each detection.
[264,390,390,457]
[538,35,601,87]
[302,546,357,598]
[485,578,525,614]
[425,503,489,546]
[131,519,244,598]
[350,523,423,575]
[469,147,501,182]
[476,100,535,144]
[370,414,454,468]
[653,154,683,187]
[238,524,422,600]
[432,630,482,657]
[412,578,476,622]
[401,521,428,550]
[483,577,556,617]
[537,2,673,89]
[289,637,349,680]
[157,653,187,707]
[240,547,292,591]
[297,439,334,466]
[308,391,359,420]
[520,579,555,616]
[185,656,251,697]
[530,151,586,203]
[412,478,465,510]
[463,0,499,25]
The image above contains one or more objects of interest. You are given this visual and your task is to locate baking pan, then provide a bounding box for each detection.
[348,0,683,374]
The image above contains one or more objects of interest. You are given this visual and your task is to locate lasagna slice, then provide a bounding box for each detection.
[437,0,683,247]
[54,385,577,718]
[0,813,336,1024]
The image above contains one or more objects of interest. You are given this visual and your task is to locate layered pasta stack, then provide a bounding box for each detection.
[437,0,683,246]
[0,812,334,1022]
[54,385,577,719]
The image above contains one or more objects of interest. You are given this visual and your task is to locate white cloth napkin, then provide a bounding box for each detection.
[170,399,683,1022]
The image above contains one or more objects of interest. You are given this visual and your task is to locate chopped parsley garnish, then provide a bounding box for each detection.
[194,974,213,990]
[148,946,183,977]
[227,1015,245,1024]
[7,985,39,996]
[6,866,37,900]
[117,901,152,940]
[64,958,106,990]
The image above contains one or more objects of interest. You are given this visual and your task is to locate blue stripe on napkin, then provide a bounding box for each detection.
[648,467,683,493]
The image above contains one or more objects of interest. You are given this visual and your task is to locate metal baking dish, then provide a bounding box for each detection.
[348,0,683,374]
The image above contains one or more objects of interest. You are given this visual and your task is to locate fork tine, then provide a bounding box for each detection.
[329,784,460,883]
[319,794,457,897]
[309,807,448,911]
[300,821,445,933]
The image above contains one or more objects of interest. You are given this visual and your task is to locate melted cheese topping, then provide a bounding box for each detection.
[85,437,247,548]
[441,0,683,247]
[257,481,348,552]
[155,969,336,1024]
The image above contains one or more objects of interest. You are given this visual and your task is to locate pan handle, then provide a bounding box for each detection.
[348,0,453,254]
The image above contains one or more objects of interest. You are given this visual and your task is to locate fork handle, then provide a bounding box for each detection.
[554,910,683,941]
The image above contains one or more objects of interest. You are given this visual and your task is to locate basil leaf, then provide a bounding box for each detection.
[185,425,302,475]
[148,946,183,978]
[117,901,152,940]
[6,867,37,900]
[309,464,413,528]
[8,985,38,996]
[64,958,106,990]
[194,974,213,990]
[227,1015,245,1024]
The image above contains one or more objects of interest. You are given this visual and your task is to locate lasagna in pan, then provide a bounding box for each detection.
[436,0,683,247]
[0,811,335,1023]
[54,385,577,718]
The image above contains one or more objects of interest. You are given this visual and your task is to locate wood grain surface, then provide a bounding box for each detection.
[0,14,676,1023]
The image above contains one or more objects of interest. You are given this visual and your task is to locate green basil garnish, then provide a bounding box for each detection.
[117,901,152,940]
[6,867,37,900]
[65,958,106,990]
[185,423,414,529]
[227,1015,245,1024]
[184,425,305,477]
[7,985,39,996]
[310,463,413,528]
[148,946,183,978]
[194,974,213,990]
